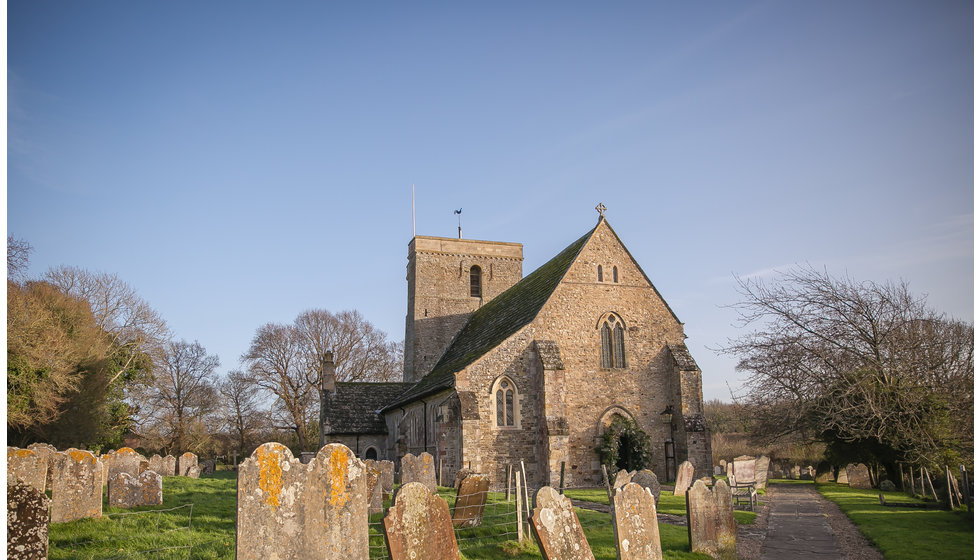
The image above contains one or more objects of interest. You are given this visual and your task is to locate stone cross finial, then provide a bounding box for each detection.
[595,203,607,218]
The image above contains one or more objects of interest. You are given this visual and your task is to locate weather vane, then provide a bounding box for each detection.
[595,202,607,218]
[455,208,463,239]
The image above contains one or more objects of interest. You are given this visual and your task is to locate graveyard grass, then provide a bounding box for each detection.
[562,488,758,525]
[47,471,719,559]
[815,482,973,560]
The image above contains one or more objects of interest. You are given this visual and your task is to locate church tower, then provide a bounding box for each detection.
[403,236,523,383]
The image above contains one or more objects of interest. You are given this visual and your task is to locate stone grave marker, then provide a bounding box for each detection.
[846,463,872,489]
[383,481,459,560]
[673,461,695,496]
[732,457,756,486]
[7,448,48,494]
[714,465,723,476]
[718,459,727,471]
[400,452,437,493]
[686,479,737,560]
[365,464,383,516]
[149,454,170,476]
[186,465,201,479]
[178,452,198,476]
[237,442,369,559]
[452,467,475,491]
[8,480,50,560]
[108,471,163,508]
[26,443,57,492]
[754,456,770,490]
[103,447,145,485]
[366,459,395,500]
[50,450,103,523]
[452,473,490,528]
[815,466,835,483]
[790,465,801,480]
[631,469,661,507]
[836,466,849,484]
[200,459,216,475]
[613,469,635,490]
[612,482,662,560]
[530,486,594,560]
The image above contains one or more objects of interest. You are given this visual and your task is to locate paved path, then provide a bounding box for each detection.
[760,484,841,559]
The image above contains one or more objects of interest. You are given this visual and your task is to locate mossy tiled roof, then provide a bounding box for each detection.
[324,382,414,434]
[383,223,598,410]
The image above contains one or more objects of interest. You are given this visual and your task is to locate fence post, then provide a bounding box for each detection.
[924,468,939,501]
[515,470,524,542]
[602,464,612,503]
[520,461,531,522]
[559,461,566,495]
[960,465,972,512]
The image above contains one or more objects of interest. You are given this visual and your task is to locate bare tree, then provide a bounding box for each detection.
[722,265,973,470]
[7,236,33,281]
[294,309,402,383]
[218,370,265,456]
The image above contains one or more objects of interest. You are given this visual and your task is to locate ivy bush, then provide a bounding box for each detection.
[596,416,653,476]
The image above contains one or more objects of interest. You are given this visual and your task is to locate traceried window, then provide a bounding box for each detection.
[600,314,627,369]
[470,265,482,297]
[597,265,604,282]
[494,378,518,428]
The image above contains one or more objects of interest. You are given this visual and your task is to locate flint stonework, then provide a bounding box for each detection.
[50,450,103,523]
[400,452,437,493]
[530,486,595,560]
[673,461,695,496]
[236,442,369,559]
[383,481,459,560]
[612,482,663,560]
[108,471,163,508]
[452,473,490,528]
[7,481,50,560]
[846,464,872,490]
[686,479,737,560]
[7,448,48,494]
[631,469,661,507]
[178,452,198,477]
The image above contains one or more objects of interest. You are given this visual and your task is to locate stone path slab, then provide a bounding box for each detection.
[760,484,840,560]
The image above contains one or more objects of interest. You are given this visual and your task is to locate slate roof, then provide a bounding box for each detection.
[323,382,414,434]
[667,343,700,371]
[382,222,599,411]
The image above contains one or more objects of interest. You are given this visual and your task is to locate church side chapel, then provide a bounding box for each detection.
[321,206,711,488]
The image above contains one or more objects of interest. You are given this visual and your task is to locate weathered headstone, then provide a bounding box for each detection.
[631,469,661,507]
[7,448,48,494]
[108,471,163,508]
[26,443,57,492]
[613,469,635,490]
[452,467,475,491]
[237,442,369,559]
[714,466,723,476]
[836,466,849,485]
[879,479,896,492]
[725,462,734,484]
[365,465,384,516]
[673,461,695,496]
[7,480,50,560]
[178,452,198,477]
[103,447,144,485]
[790,465,801,480]
[50,450,104,523]
[612,482,662,560]
[452,473,490,528]
[530,486,595,560]
[200,459,216,475]
[718,459,727,471]
[366,459,395,500]
[732,457,756,486]
[754,456,770,490]
[846,463,872,490]
[686,479,737,560]
[148,454,173,476]
[383,481,459,560]
[186,465,201,479]
[400,452,437,493]
[815,467,835,483]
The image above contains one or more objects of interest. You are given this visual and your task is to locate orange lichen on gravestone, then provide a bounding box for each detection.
[117,447,137,455]
[68,450,96,465]
[256,446,284,509]
[328,446,351,508]
[12,448,35,458]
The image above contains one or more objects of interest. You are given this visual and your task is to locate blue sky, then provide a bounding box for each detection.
[8,1,973,401]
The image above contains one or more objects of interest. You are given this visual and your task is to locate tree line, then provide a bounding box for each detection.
[7,236,402,458]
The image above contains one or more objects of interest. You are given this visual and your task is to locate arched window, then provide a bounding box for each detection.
[492,377,519,428]
[599,314,627,369]
[364,447,378,461]
[470,265,482,297]
[613,266,619,283]
[597,265,604,282]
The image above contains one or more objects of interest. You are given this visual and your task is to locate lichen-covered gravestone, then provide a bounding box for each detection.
[846,463,872,489]
[237,443,369,559]
[383,481,459,560]
[673,461,695,496]
[108,471,163,508]
[365,464,384,516]
[452,473,490,528]
[631,469,661,507]
[50,450,103,523]
[612,482,663,560]
[400,452,437,493]
[613,469,635,490]
[178,452,198,477]
[26,443,57,492]
[686,479,737,560]
[8,480,50,560]
[754,456,770,490]
[7,448,48,494]
[366,459,395,501]
[103,448,145,485]
[148,454,172,476]
[836,466,849,485]
[452,467,475,491]
[186,465,201,479]
[530,486,595,560]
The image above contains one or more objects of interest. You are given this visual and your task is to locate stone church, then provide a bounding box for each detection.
[321,211,711,488]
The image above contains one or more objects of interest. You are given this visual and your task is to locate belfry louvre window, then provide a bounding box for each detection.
[470,266,482,297]
[600,314,627,368]
[495,379,516,427]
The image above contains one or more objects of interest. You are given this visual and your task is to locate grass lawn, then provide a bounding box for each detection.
[815,482,973,560]
[48,472,718,559]
[563,487,758,525]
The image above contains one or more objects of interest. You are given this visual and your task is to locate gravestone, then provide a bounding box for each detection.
[108,471,163,508]
[26,443,57,492]
[400,452,437,493]
[148,454,172,476]
[200,459,216,475]
[673,461,695,496]
[237,443,368,559]
[452,467,475,491]
[178,452,198,476]
[686,479,737,560]
[836,467,849,485]
[7,480,50,560]
[846,464,872,490]
[530,486,594,560]
[452,473,490,528]
[383,481,459,560]
[366,459,395,500]
[138,459,150,474]
[612,482,662,560]
[631,469,661,507]
[103,448,144,485]
[815,467,835,483]
[725,462,733,484]
[790,465,801,480]
[718,459,727,471]
[50,450,103,523]
[7,448,48,493]
[365,464,384,516]
[186,465,201,479]
[714,466,723,476]
[754,456,770,490]
[613,469,635,490]
[879,480,896,492]
[732,457,756,487]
